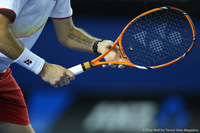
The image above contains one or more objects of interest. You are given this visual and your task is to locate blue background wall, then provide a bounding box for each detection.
[11,15,200,95]
[8,0,200,132]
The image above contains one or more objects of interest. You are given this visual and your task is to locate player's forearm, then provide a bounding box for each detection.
[0,28,45,74]
[52,18,102,53]
[0,13,45,75]
[61,27,101,53]
[0,22,24,60]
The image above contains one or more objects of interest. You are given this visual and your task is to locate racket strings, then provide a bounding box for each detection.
[122,8,194,67]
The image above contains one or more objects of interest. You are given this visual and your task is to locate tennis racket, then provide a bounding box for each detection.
[68,6,196,75]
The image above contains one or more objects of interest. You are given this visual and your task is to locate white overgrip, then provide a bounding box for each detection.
[68,64,84,76]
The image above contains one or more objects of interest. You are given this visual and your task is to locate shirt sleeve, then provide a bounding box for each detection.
[50,0,73,19]
[0,0,27,22]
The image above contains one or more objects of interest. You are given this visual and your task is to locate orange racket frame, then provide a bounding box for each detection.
[68,7,196,75]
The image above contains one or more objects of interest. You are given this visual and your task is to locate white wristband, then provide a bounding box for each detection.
[14,47,45,75]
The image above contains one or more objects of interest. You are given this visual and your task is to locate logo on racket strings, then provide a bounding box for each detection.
[133,23,182,52]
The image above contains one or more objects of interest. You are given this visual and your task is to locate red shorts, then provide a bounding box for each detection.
[0,68,30,125]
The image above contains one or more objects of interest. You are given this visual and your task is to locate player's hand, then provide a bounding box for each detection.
[97,40,125,69]
[38,62,75,88]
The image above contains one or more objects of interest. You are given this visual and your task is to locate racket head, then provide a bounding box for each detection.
[118,6,196,69]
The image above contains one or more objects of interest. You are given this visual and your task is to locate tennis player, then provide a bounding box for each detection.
[0,0,124,132]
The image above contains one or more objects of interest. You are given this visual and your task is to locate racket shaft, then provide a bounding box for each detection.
[68,61,93,76]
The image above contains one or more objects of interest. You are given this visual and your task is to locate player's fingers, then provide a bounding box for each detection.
[102,64,108,68]
[58,78,70,87]
[52,83,58,88]
[105,40,114,48]
[62,76,70,85]
[57,81,64,87]
[108,63,117,68]
[118,64,125,69]
[66,70,75,80]
[117,58,125,69]
[52,76,70,88]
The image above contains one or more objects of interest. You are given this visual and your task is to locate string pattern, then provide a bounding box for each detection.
[122,7,194,68]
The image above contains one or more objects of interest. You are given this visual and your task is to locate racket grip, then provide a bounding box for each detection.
[68,61,93,76]
[68,64,84,76]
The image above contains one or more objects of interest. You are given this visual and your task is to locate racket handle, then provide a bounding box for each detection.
[68,61,93,76]
[68,64,84,75]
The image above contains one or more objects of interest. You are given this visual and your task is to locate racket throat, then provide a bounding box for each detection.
[81,61,93,71]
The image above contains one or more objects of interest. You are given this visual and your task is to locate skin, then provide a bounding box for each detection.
[0,123,35,133]
[0,10,124,133]
[39,17,125,88]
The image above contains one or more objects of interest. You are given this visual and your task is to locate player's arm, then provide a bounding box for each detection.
[0,10,74,88]
[52,17,125,68]
[52,17,102,53]
[0,11,44,76]
[0,11,24,60]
